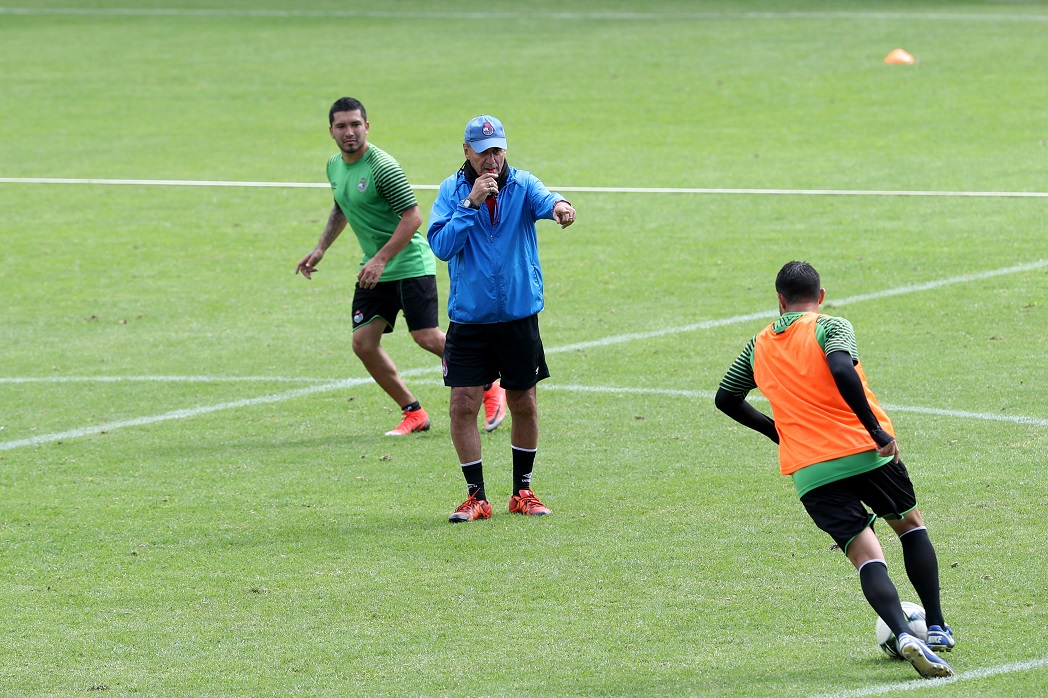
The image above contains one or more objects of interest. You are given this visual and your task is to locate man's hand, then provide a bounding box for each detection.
[295,248,324,279]
[468,171,500,206]
[357,258,387,289]
[876,436,900,463]
[553,201,576,228]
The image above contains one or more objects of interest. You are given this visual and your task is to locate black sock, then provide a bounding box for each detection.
[859,560,911,638]
[512,446,536,494]
[482,383,492,391]
[900,527,946,627]
[462,461,485,501]
[401,400,421,412]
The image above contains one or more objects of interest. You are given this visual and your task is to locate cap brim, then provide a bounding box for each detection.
[468,137,507,152]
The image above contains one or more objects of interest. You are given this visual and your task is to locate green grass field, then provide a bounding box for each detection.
[2,1,1047,696]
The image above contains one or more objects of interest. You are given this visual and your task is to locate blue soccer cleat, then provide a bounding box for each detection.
[926,624,956,652]
[897,632,956,679]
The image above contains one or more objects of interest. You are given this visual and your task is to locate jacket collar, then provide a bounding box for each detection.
[461,160,510,191]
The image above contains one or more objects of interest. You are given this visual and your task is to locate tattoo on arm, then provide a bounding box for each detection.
[319,204,347,250]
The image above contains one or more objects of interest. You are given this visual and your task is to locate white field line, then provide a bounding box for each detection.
[4,380,1045,430]
[1,8,1047,22]
[0,375,326,384]
[3,177,1048,199]
[549,259,1048,354]
[808,655,1048,698]
[2,260,1045,451]
[0,373,423,452]
[876,403,1047,428]
[0,177,330,189]
[523,385,1048,427]
[519,384,1048,427]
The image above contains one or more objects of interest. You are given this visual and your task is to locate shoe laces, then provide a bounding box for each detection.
[515,491,544,512]
[455,496,483,513]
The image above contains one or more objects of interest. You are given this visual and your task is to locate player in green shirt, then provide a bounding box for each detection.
[296,98,506,436]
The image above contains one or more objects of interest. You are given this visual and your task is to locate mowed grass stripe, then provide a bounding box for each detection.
[4,178,1048,198]
[3,7,1048,22]
[0,375,329,384]
[808,655,1048,698]
[548,259,1048,354]
[0,378,373,451]
[3,382,1045,453]
[4,260,1044,451]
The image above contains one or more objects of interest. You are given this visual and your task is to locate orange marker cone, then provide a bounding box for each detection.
[884,48,915,64]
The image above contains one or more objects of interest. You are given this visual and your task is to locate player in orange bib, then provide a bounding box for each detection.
[715,261,956,679]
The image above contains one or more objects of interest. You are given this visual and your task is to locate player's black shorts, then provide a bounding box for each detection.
[351,275,439,334]
[443,314,550,390]
[799,458,919,553]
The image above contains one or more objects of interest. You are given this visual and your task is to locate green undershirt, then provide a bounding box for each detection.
[791,450,894,498]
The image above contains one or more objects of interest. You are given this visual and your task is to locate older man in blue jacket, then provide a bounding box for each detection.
[428,115,576,523]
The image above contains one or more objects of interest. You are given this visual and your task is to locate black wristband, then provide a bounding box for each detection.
[871,429,895,449]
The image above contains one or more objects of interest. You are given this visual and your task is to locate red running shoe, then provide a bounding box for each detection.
[449,494,493,523]
[508,489,551,516]
[385,407,430,436]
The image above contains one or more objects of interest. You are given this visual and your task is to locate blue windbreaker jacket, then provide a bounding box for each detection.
[428,166,564,324]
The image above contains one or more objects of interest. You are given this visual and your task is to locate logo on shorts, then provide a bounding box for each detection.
[482,121,495,137]
[442,357,448,378]
[353,310,364,324]
[357,177,368,192]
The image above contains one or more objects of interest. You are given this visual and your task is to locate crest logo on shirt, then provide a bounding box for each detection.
[482,121,495,137]
[357,177,368,192]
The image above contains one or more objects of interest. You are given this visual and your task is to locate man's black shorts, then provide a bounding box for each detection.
[799,458,919,553]
[443,314,550,390]
[352,275,439,334]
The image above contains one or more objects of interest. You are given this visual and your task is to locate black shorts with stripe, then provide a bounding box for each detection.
[351,275,439,334]
[799,458,919,553]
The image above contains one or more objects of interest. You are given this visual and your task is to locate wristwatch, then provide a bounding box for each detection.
[460,198,477,209]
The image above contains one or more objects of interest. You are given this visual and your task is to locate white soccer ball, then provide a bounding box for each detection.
[875,601,928,659]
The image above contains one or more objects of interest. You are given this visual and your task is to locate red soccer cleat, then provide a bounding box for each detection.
[508,489,551,516]
[385,407,430,436]
[449,494,493,523]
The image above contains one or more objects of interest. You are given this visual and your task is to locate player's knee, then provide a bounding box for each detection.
[352,336,378,360]
[411,330,444,355]
[449,389,481,419]
[505,391,537,419]
[890,509,926,536]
